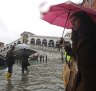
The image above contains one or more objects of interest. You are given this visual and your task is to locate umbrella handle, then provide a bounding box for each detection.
[62,11,70,37]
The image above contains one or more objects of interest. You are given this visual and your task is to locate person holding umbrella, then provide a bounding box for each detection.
[41,1,96,91]
[70,11,96,91]
[6,46,16,80]
[60,37,77,91]
[21,48,30,74]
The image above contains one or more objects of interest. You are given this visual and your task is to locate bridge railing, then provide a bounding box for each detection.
[0,44,65,56]
[29,44,64,53]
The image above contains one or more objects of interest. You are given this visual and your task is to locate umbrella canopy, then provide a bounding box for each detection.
[14,49,37,56]
[15,43,30,50]
[14,43,37,56]
[41,1,96,29]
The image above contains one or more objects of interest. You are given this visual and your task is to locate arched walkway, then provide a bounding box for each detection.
[56,41,60,48]
[48,40,54,47]
[42,39,47,46]
[36,39,41,45]
[30,38,35,45]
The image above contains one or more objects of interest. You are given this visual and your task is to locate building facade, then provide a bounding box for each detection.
[0,31,71,52]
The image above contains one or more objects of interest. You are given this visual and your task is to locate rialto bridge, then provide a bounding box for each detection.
[0,31,71,54]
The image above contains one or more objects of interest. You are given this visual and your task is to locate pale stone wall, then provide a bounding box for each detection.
[0,31,71,52]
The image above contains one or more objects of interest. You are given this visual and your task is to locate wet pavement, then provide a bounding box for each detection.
[0,53,65,91]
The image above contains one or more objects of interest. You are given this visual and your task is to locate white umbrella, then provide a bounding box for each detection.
[14,43,36,56]
[15,43,30,50]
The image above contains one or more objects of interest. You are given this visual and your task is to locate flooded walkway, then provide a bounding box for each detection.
[0,52,65,91]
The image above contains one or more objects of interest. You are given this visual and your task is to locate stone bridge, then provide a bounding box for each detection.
[0,44,63,57]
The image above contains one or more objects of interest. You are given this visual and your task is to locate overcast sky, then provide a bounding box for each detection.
[0,0,83,44]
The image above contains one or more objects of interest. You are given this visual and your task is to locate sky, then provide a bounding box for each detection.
[0,0,83,44]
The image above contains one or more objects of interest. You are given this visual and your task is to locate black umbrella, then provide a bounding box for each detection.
[14,49,37,56]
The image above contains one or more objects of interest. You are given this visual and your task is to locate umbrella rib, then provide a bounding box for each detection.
[62,11,70,37]
[49,11,70,37]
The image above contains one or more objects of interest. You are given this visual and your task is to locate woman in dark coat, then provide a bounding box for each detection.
[70,11,96,91]
[21,48,30,74]
[6,46,15,79]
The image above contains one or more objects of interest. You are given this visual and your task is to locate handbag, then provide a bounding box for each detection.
[62,63,71,88]
[61,58,78,90]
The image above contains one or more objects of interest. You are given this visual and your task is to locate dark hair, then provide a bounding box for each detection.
[70,11,95,29]
[70,11,96,38]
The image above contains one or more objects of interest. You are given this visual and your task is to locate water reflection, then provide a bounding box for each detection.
[5,80,13,91]
[21,74,28,83]
[1,52,64,91]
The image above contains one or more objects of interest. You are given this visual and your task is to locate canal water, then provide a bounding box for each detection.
[0,52,65,91]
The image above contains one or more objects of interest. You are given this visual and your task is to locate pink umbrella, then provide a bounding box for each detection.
[41,1,96,36]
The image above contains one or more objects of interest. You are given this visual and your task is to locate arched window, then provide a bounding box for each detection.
[56,41,60,48]
[36,39,41,45]
[42,39,47,46]
[23,34,28,43]
[30,38,35,45]
[48,40,54,47]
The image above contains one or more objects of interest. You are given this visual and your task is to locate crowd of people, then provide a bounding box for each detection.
[5,46,30,79]
[5,46,48,80]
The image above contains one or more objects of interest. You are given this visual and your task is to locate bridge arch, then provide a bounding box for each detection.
[30,38,35,45]
[42,39,47,46]
[56,41,60,48]
[36,39,41,45]
[48,40,54,47]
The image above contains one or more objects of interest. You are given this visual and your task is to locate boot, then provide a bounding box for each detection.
[6,72,12,80]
